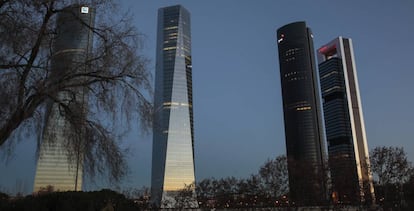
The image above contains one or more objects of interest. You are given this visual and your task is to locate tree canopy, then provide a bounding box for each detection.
[370,146,413,185]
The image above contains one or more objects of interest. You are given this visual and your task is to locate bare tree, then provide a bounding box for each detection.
[0,0,152,183]
[174,183,198,209]
[196,157,289,208]
[370,146,413,185]
[258,155,288,199]
[370,146,414,209]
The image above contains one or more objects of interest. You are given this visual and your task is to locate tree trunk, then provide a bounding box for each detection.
[0,109,26,146]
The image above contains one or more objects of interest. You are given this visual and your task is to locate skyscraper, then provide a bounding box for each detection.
[276,21,327,206]
[317,37,375,205]
[151,5,197,208]
[33,5,95,192]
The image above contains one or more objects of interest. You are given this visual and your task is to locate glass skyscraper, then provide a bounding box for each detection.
[151,5,197,208]
[317,37,375,205]
[33,5,95,192]
[276,21,327,206]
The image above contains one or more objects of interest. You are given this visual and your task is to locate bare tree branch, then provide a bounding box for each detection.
[370,146,413,185]
[0,0,152,184]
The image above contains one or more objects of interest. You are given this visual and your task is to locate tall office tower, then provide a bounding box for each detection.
[276,21,327,206]
[151,5,197,208]
[317,37,375,205]
[33,5,95,192]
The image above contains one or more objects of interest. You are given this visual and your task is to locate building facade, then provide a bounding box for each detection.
[317,37,375,205]
[33,5,95,192]
[276,21,328,206]
[151,5,197,208]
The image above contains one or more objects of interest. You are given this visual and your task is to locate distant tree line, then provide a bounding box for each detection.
[196,155,289,208]
[1,146,413,210]
[193,146,414,209]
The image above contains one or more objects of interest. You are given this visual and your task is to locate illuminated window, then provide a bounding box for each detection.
[321,71,339,79]
[163,46,177,51]
[164,26,178,30]
[296,106,312,111]
[323,86,341,93]
[163,102,191,107]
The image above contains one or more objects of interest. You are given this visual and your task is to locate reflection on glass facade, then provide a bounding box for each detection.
[276,21,328,206]
[151,5,197,208]
[317,37,375,205]
[33,5,95,192]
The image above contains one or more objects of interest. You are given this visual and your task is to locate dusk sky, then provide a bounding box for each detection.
[1,0,414,194]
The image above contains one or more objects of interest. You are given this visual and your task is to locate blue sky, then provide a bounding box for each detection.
[1,0,414,194]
